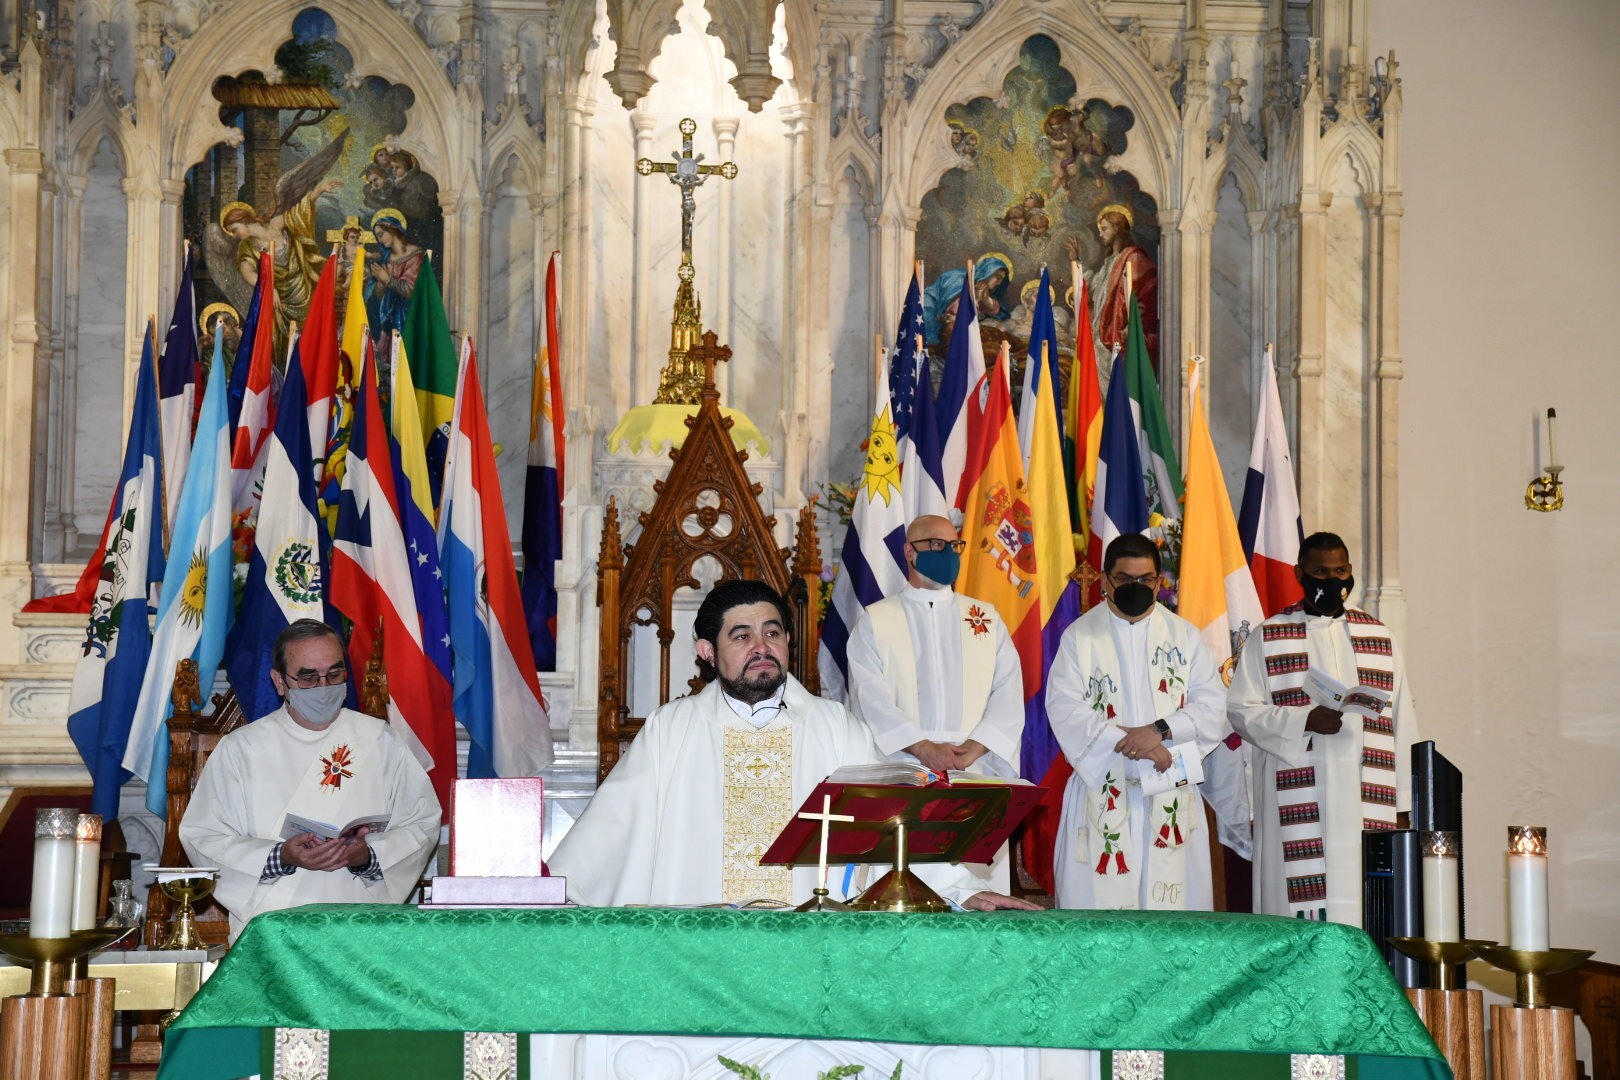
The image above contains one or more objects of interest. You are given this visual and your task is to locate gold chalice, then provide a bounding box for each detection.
[153,868,218,950]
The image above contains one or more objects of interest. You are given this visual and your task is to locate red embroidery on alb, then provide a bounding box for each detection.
[320,744,354,790]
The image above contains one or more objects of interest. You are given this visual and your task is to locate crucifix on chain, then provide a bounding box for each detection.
[636,118,738,266]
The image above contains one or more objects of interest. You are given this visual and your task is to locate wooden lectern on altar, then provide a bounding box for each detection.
[761,781,1044,913]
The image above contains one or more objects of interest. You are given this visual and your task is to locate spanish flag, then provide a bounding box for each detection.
[401,257,458,509]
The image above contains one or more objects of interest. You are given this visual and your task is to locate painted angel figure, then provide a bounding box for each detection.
[1040,106,1110,198]
[203,128,352,347]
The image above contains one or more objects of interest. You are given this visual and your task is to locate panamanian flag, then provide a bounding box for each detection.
[1238,346,1304,616]
[66,321,166,818]
[439,338,552,778]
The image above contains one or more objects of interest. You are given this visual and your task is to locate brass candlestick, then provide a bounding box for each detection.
[156,872,217,950]
[1387,937,1495,992]
[0,928,133,996]
[1469,944,1593,1007]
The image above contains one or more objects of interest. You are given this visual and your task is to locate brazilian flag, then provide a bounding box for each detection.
[401,257,459,509]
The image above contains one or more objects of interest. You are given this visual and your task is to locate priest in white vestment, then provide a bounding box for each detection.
[181,620,441,940]
[846,514,1024,889]
[1046,535,1226,911]
[1227,533,1418,924]
[550,580,1039,912]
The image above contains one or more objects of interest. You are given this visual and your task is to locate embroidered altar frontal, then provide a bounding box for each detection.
[158,905,1450,1080]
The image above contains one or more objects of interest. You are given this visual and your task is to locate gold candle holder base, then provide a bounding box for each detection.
[794,888,852,913]
[1469,945,1594,1007]
[1387,937,1496,992]
[0,928,133,997]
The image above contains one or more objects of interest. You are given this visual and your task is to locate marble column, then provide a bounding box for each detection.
[120,175,162,419]
[559,93,596,423]
[1292,191,1331,528]
[43,174,85,563]
[1365,188,1406,638]
[779,102,812,505]
[1,146,48,654]
[629,110,656,404]
[1247,208,1269,424]
[711,115,738,405]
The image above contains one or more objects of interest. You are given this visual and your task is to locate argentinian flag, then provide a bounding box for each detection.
[125,332,236,817]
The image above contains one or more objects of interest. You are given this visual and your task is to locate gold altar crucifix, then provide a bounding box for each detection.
[636,118,738,267]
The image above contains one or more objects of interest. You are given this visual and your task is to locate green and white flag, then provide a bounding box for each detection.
[1123,293,1182,520]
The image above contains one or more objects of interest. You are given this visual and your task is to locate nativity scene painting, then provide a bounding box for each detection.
[916,35,1162,386]
[182,7,443,362]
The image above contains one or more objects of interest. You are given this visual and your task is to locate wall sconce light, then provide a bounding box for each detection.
[1525,408,1564,512]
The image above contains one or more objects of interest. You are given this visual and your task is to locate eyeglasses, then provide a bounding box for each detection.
[1108,572,1160,588]
[909,539,967,554]
[282,667,347,689]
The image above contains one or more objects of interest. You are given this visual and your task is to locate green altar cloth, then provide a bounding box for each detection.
[160,905,1449,1079]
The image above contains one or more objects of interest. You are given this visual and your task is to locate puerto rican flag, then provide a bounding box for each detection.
[332,339,458,807]
[1237,346,1304,616]
[439,338,552,778]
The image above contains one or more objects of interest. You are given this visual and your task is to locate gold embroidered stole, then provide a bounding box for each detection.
[720,725,795,904]
[1258,605,1397,918]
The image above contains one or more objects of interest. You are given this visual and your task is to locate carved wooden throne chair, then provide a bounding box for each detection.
[596,331,823,781]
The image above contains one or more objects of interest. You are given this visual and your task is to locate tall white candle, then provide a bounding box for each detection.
[29,808,78,939]
[1507,825,1549,951]
[71,813,103,931]
[1420,831,1459,943]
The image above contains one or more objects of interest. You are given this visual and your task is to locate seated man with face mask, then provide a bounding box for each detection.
[180,619,441,940]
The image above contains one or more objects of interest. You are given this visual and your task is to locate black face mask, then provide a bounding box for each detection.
[1301,573,1353,615]
[1111,582,1156,618]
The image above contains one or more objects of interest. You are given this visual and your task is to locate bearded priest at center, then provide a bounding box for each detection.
[549,580,1039,912]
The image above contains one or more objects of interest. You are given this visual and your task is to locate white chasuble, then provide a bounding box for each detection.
[550,677,988,908]
[179,707,441,940]
[1228,606,1418,924]
[846,586,1024,779]
[1046,605,1226,911]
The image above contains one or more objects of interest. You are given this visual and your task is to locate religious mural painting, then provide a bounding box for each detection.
[183,7,443,361]
[915,35,1161,396]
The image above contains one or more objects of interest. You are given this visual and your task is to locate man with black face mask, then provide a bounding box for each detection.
[844,515,1026,889]
[180,619,441,940]
[1227,532,1419,925]
[1045,535,1226,911]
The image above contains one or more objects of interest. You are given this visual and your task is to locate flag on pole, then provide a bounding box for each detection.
[124,328,236,817]
[935,267,987,511]
[299,252,343,483]
[1238,346,1304,616]
[888,272,924,456]
[1022,334,1082,784]
[957,345,1044,745]
[332,339,458,807]
[158,247,201,536]
[1123,294,1182,520]
[1017,267,1063,470]
[224,349,329,724]
[66,321,166,818]
[1087,347,1152,574]
[439,338,553,778]
[817,344,910,701]
[522,253,566,671]
[892,270,948,520]
[1178,359,1263,857]
[389,333,454,719]
[226,249,272,442]
[402,258,458,508]
[229,254,279,541]
[1063,270,1104,543]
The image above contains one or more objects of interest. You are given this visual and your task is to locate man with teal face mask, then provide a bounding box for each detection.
[180,619,441,940]
[845,515,1026,890]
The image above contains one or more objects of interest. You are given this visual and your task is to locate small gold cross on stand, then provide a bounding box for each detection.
[1071,557,1101,613]
[792,794,855,913]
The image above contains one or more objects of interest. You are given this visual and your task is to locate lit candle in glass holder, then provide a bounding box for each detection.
[1420,830,1460,943]
[29,808,78,939]
[71,813,103,931]
[1507,825,1549,951]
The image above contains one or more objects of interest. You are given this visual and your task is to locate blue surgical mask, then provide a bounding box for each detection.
[913,548,960,588]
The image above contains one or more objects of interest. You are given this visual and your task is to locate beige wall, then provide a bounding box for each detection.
[1372,0,1620,962]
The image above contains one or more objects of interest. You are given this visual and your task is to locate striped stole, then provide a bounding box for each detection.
[1259,605,1397,918]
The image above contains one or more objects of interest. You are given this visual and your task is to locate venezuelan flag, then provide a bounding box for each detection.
[401,258,458,509]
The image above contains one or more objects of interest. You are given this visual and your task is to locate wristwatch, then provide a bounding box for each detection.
[1153,719,1171,740]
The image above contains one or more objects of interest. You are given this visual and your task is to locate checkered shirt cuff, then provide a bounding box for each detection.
[348,846,383,882]
[260,842,298,883]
